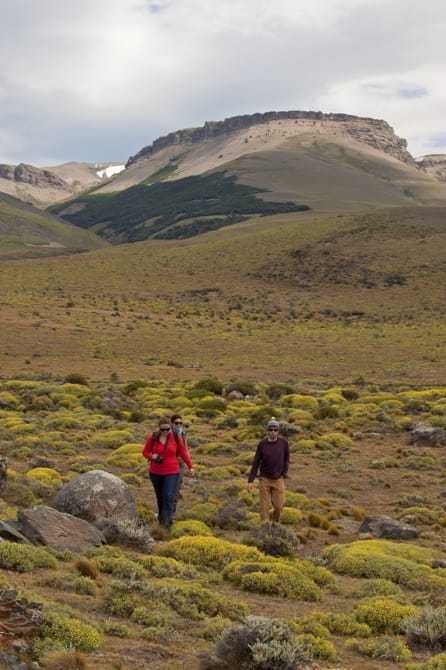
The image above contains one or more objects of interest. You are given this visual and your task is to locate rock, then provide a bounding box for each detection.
[54,470,138,523]
[226,390,244,401]
[0,589,43,668]
[94,518,153,552]
[17,506,104,553]
[0,521,31,545]
[410,423,446,447]
[358,515,419,540]
[432,560,446,569]
[0,455,7,494]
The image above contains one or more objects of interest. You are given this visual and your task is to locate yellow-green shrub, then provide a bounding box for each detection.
[406,652,446,670]
[316,433,354,451]
[223,559,322,601]
[286,491,311,508]
[296,633,337,661]
[354,597,417,633]
[42,613,103,652]
[138,555,199,579]
[89,429,134,449]
[314,612,371,637]
[106,443,143,469]
[158,536,262,569]
[282,394,318,412]
[346,636,412,661]
[26,467,62,487]
[281,507,304,525]
[0,391,20,409]
[171,519,213,538]
[322,540,446,590]
[0,541,58,572]
[288,409,314,427]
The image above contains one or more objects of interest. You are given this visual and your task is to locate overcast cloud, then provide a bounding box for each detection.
[1,0,445,165]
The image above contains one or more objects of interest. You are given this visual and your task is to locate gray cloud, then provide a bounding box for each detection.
[1,0,445,164]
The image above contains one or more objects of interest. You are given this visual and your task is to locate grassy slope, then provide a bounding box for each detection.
[0,192,107,259]
[0,205,445,384]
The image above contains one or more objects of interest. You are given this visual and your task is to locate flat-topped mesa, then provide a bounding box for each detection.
[126,110,415,167]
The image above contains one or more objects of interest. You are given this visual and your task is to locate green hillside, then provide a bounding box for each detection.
[0,205,445,383]
[51,172,309,243]
[0,192,106,259]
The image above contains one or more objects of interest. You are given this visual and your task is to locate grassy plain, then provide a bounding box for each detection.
[1,377,446,669]
[0,206,445,384]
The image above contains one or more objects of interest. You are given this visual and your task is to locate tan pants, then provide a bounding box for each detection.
[259,477,285,522]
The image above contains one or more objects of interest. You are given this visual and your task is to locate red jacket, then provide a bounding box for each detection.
[142,430,193,475]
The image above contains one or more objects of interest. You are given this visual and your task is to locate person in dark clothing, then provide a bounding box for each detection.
[247,418,289,522]
[142,417,194,529]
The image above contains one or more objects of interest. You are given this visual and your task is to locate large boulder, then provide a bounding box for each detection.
[54,470,137,523]
[410,423,446,447]
[359,515,419,540]
[17,506,104,553]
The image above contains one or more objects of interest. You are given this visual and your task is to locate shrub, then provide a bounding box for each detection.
[406,652,446,669]
[194,378,224,395]
[200,615,308,670]
[106,443,143,469]
[171,519,213,538]
[266,384,294,401]
[102,621,130,637]
[73,577,96,596]
[354,597,417,633]
[158,536,262,569]
[281,394,318,413]
[314,612,371,637]
[248,522,299,557]
[131,606,167,627]
[322,540,446,590]
[355,578,404,599]
[223,559,323,601]
[226,381,257,397]
[404,607,446,649]
[96,556,146,580]
[346,636,412,661]
[281,508,304,525]
[0,541,58,572]
[26,467,63,487]
[202,615,233,641]
[316,433,354,451]
[42,613,103,652]
[285,492,311,508]
[295,633,337,661]
[138,555,199,579]
[75,558,98,580]
[185,502,219,525]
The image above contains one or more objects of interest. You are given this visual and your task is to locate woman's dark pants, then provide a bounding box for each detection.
[149,473,180,528]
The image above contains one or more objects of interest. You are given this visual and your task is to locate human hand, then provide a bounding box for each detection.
[189,468,196,476]
[247,482,254,494]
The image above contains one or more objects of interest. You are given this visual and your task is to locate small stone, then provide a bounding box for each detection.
[358,515,419,540]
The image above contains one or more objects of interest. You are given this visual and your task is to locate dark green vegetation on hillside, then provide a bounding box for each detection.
[2,377,446,669]
[0,192,106,259]
[51,172,309,243]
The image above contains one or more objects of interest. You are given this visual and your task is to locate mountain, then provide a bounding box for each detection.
[0,161,125,207]
[0,191,107,259]
[52,111,446,244]
[417,154,446,182]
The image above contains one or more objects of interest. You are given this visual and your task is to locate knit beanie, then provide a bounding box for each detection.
[267,417,280,429]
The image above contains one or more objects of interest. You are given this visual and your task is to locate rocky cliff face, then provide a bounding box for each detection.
[127,110,415,167]
[0,163,69,190]
[417,154,446,182]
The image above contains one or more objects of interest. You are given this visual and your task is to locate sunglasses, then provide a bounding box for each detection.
[174,421,183,425]
[160,427,170,432]
[267,427,279,432]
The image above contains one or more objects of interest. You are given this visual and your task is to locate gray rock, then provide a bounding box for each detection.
[0,520,32,545]
[432,560,446,569]
[54,470,138,523]
[358,515,419,540]
[18,506,104,553]
[410,423,446,447]
[226,390,244,401]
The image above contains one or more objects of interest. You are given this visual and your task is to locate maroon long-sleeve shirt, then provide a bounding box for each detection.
[248,437,290,482]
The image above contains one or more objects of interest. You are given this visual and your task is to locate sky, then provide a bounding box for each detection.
[1,0,445,165]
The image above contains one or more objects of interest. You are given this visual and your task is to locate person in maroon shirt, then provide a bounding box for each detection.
[247,418,289,523]
[143,417,194,529]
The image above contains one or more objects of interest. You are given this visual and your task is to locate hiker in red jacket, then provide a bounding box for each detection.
[143,417,194,529]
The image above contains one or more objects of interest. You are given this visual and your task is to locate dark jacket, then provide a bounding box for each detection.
[248,436,289,482]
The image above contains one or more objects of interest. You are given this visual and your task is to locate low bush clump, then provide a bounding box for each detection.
[247,522,299,557]
[346,636,412,661]
[354,578,404,599]
[26,467,63,487]
[202,615,233,641]
[138,555,199,579]
[171,519,213,538]
[96,556,146,580]
[354,597,417,633]
[223,559,323,601]
[42,613,103,652]
[280,508,304,525]
[200,615,308,670]
[158,536,262,569]
[406,652,446,669]
[41,650,88,669]
[404,607,446,649]
[314,612,372,637]
[295,633,337,661]
[316,433,354,451]
[322,540,446,590]
[0,541,58,572]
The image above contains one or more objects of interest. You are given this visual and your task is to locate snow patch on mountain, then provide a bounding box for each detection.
[96,164,125,179]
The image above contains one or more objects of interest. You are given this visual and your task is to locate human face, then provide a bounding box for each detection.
[267,427,279,440]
